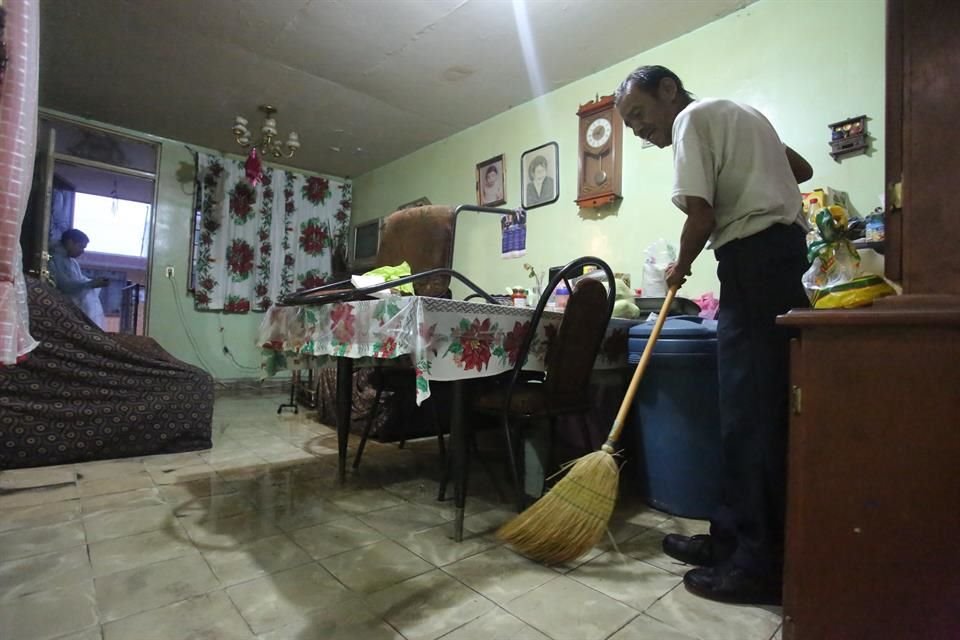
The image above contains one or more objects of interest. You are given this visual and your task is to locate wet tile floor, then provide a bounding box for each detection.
[0,395,781,640]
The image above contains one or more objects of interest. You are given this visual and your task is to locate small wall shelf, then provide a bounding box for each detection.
[828,115,868,161]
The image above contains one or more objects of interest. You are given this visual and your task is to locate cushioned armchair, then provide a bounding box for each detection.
[374,205,457,297]
[282,204,502,306]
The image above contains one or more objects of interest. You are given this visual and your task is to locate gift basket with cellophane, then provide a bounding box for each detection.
[802,206,896,309]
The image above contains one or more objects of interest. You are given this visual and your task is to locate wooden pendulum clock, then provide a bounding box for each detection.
[575,94,624,208]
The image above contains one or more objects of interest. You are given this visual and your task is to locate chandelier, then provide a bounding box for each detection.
[232,105,300,159]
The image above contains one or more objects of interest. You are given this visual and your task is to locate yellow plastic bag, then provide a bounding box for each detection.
[809,274,895,309]
[362,262,414,294]
[802,208,895,309]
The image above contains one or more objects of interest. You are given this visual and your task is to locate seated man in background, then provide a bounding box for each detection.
[50,228,107,329]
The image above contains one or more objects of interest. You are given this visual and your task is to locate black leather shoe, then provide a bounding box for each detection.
[662,534,723,567]
[683,565,782,606]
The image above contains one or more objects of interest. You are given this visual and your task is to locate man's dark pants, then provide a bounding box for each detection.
[710,222,810,577]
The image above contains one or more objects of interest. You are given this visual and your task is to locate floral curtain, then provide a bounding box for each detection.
[193,153,350,312]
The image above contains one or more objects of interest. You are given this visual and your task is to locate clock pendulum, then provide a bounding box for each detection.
[595,152,607,186]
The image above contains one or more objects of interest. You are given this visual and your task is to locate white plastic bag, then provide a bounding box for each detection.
[350,274,391,299]
[642,238,676,297]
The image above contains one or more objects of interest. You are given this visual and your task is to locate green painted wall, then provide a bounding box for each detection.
[353,0,886,299]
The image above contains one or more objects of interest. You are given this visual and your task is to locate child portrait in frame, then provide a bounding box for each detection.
[476,154,506,207]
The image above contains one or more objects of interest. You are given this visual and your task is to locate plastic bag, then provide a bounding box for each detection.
[612,279,640,319]
[694,293,719,319]
[802,208,895,309]
[643,239,676,297]
[354,261,415,296]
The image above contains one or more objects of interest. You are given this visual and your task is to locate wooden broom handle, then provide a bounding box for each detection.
[601,286,678,453]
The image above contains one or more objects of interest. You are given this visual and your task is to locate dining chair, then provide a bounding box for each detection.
[440,256,617,512]
[350,361,446,469]
[287,204,515,474]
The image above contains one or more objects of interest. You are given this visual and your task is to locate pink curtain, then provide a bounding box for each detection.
[0,0,39,364]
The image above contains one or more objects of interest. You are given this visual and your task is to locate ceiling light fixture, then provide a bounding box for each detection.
[232,105,300,159]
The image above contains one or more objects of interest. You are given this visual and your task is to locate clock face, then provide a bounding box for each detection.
[586,117,612,149]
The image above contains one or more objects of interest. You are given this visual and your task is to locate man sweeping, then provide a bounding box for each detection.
[614,65,812,605]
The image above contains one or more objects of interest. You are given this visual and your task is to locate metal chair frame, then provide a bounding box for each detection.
[279,204,518,307]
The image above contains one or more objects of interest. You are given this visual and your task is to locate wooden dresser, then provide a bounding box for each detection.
[779,2,960,637]
[779,304,960,639]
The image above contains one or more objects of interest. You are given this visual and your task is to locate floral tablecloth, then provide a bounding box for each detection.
[259,296,634,405]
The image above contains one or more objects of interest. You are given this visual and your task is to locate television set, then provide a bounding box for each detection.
[351,218,382,272]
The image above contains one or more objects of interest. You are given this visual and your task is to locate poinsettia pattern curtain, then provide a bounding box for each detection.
[194,154,350,312]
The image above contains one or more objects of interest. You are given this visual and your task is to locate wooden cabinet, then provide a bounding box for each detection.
[778,2,960,637]
[884,0,960,293]
[779,309,960,639]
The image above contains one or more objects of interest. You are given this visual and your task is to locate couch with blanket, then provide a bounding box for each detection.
[0,277,214,469]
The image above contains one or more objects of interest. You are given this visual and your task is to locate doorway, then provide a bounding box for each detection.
[23,115,159,334]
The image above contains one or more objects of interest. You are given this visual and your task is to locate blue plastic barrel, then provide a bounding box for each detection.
[628,316,723,518]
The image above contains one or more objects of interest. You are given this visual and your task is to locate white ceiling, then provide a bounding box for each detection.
[40,0,751,178]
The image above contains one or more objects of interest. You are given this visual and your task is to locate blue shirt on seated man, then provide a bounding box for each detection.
[50,228,108,329]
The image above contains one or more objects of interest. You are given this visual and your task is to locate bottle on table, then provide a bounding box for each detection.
[555,284,569,311]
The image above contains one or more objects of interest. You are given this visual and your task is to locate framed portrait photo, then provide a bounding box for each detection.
[476,154,506,207]
[521,142,559,209]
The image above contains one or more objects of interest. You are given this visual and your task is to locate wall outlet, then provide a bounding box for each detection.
[164,266,175,279]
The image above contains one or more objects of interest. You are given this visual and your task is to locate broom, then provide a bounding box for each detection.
[497,286,678,565]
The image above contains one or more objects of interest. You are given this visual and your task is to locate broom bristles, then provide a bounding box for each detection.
[496,450,620,565]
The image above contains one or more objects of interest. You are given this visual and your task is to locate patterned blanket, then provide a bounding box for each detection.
[0,278,214,469]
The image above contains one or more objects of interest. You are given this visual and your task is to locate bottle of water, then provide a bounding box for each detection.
[555,284,569,311]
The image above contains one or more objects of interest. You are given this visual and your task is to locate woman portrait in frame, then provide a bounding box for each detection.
[521,142,559,209]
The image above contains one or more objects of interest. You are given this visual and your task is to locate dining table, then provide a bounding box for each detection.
[259,294,636,540]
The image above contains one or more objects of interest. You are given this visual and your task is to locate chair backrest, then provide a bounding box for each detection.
[503,257,616,411]
[542,278,612,402]
[375,205,455,297]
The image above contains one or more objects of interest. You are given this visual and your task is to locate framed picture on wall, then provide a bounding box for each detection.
[476,154,506,207]
[397,196,431,210]
[521,142,559,209]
